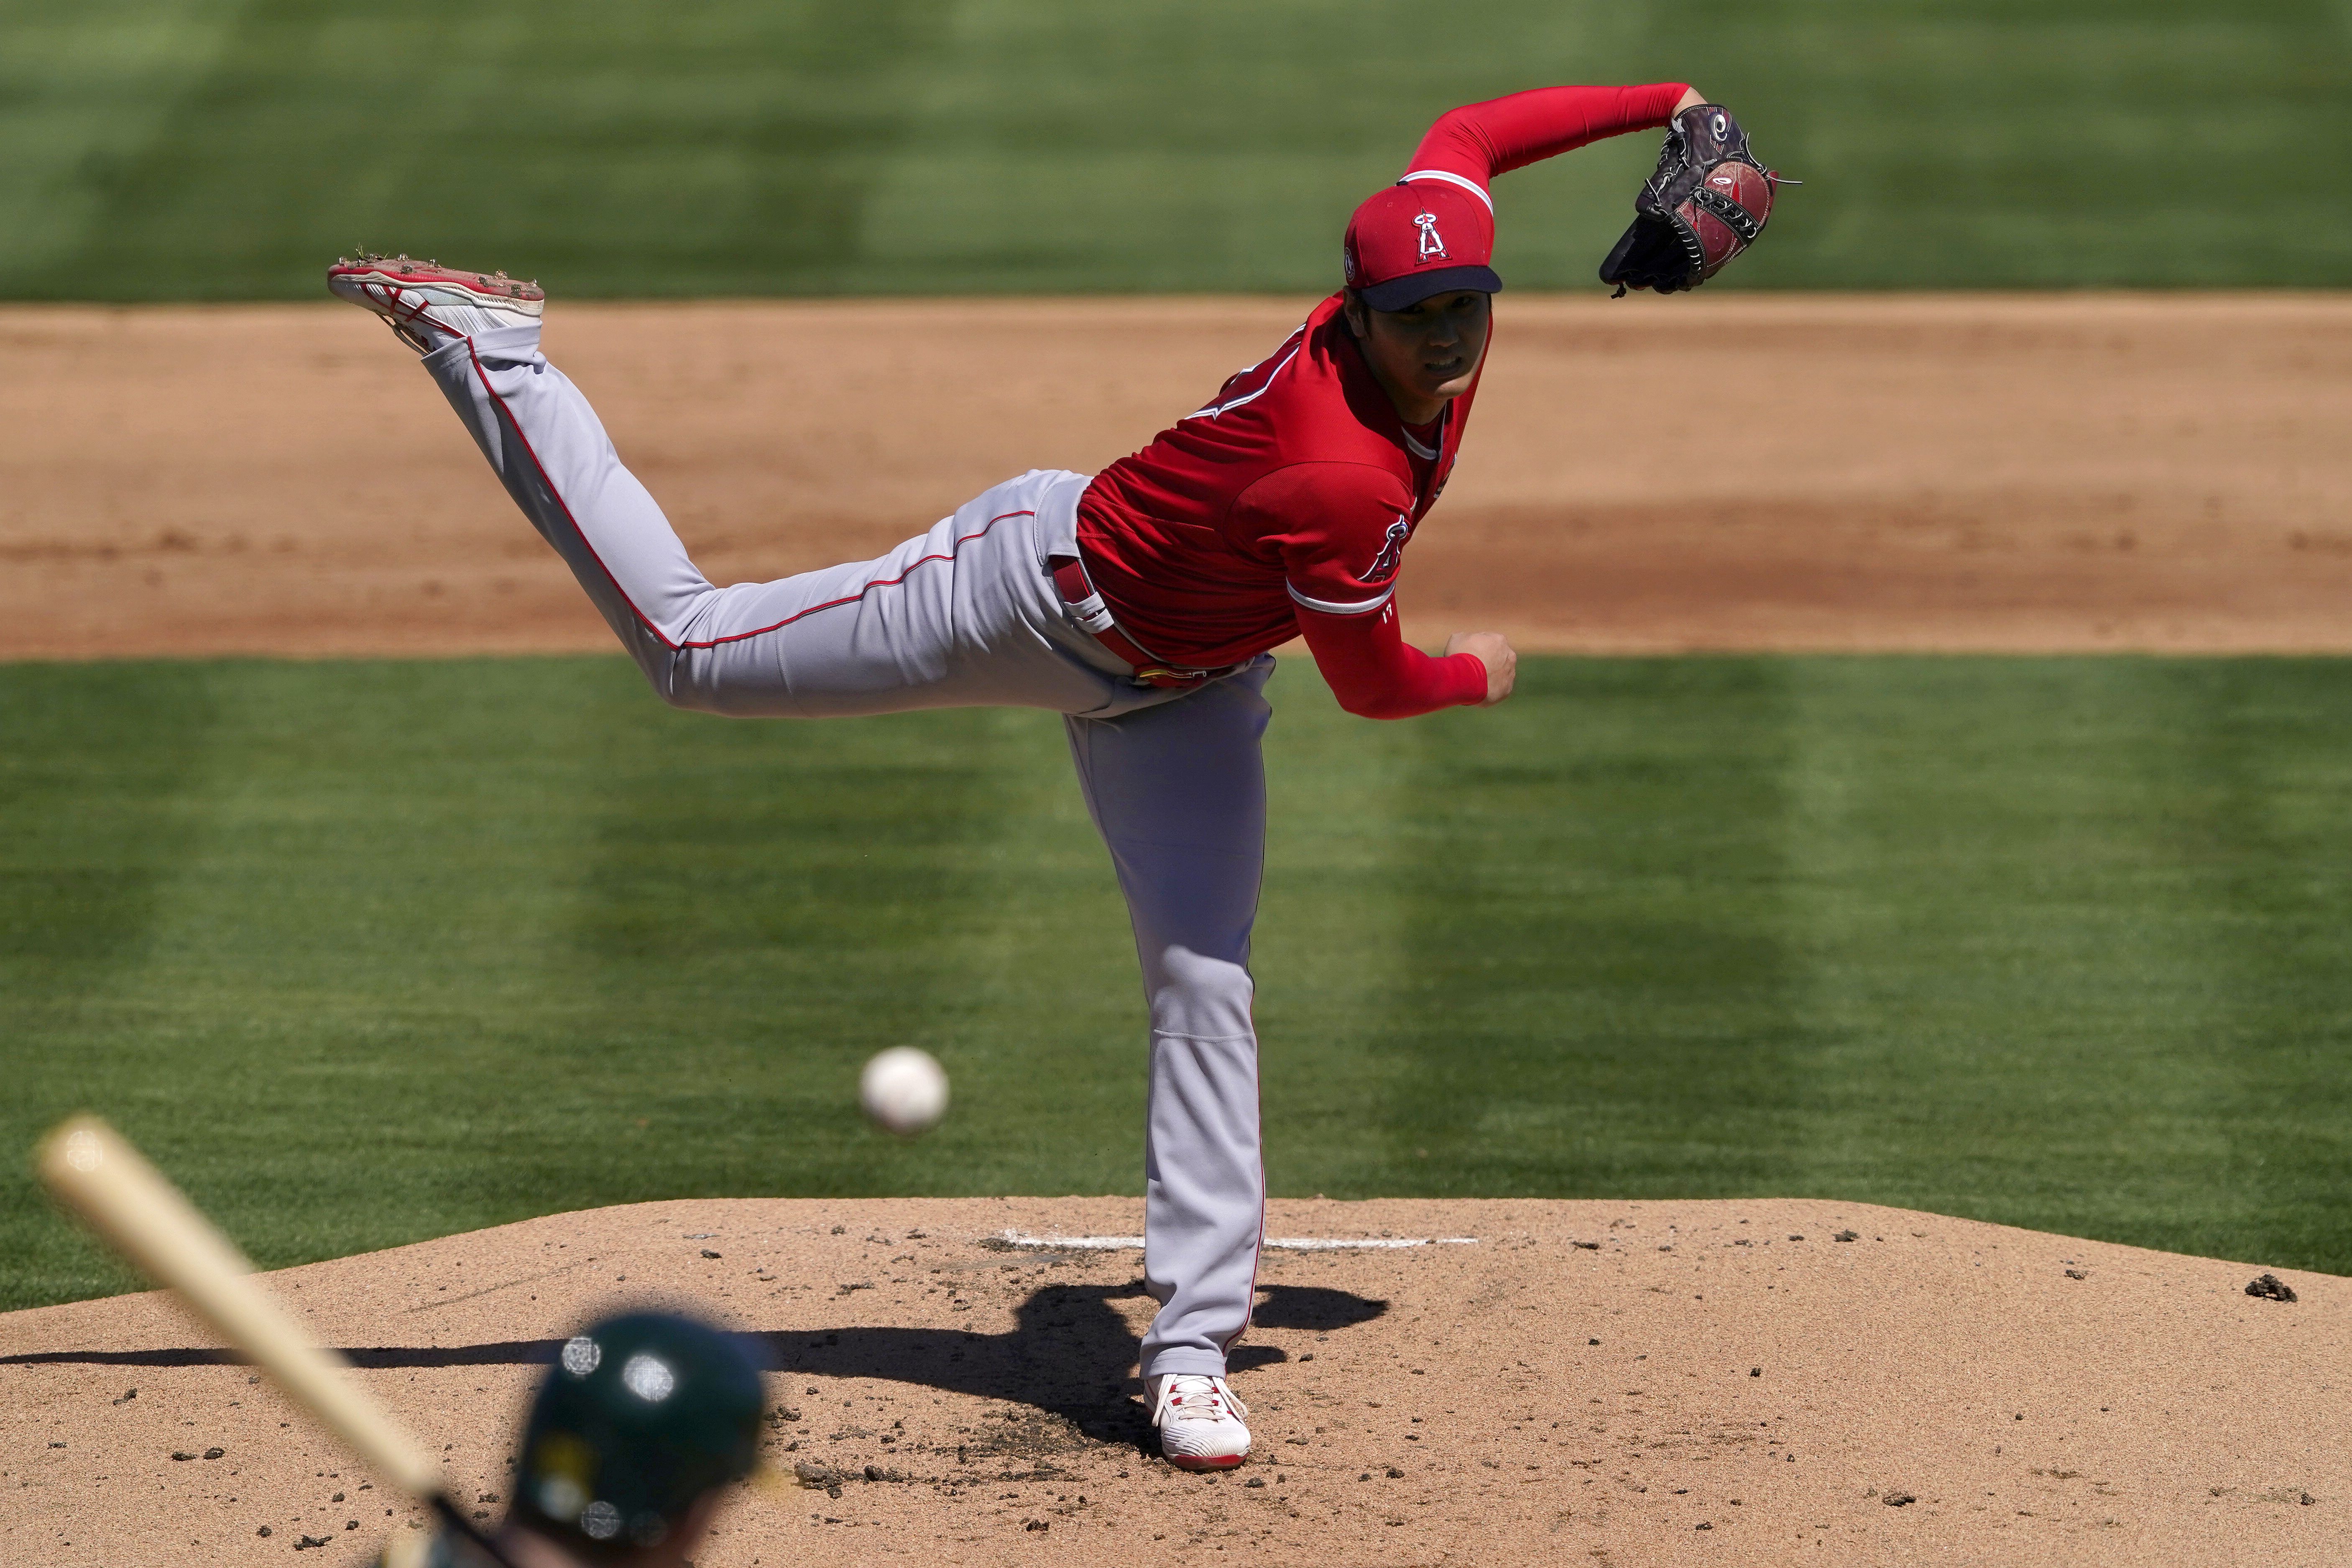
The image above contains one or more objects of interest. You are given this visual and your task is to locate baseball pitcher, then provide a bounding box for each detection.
[328,81,1780,1474]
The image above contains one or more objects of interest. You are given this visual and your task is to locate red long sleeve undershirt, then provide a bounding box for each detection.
[1301,601,1490,718]
[1304,83,1687,720]
[1404,83,1688,188]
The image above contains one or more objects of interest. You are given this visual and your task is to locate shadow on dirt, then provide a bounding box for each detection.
[0,1283,1385,1449]
[754,1282,1385,1449]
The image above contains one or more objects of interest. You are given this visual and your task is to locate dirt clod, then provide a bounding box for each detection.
[2247,1274,2298,1302]
[1885,1492,1917,1507]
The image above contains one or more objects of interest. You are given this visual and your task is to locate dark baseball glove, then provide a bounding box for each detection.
[1598,103,1790,296]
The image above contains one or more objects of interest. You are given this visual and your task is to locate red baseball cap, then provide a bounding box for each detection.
[1342,178,1500,310]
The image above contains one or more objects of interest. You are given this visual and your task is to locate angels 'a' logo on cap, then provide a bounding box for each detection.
[1413,212,1447,262]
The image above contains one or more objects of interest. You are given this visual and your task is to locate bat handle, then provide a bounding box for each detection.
[429,1493,525,1568]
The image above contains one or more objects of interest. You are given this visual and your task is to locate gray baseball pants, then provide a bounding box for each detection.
[426,325,1264,1379]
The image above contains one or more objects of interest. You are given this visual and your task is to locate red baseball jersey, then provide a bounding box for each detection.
[1075,82,1689,718]
[1077,289,1471,665]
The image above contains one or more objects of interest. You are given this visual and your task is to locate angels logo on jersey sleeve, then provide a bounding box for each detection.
[1364,515,1411,583]
[1286,511,1417,618]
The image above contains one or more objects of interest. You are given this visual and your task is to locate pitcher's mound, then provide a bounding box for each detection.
[0,1197,2339,1565]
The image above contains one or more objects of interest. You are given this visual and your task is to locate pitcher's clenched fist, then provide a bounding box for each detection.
[1445,631,1518,706]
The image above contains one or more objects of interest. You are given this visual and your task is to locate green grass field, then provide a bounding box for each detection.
[3,0,2347,299]
[8,654,2351,1311]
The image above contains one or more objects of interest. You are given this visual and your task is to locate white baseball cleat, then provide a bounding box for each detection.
[327,252,544,352]
[1149,1373,1251,1470]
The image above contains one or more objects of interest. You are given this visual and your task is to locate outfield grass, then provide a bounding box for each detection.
[6,654,2351,1310]
[3,0,2347,299]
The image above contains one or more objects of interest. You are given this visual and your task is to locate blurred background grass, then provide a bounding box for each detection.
[8,654,2350,1308]
[3,0,2345,299]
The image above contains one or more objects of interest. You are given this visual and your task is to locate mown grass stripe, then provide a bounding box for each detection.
[6,652,2352,1313]
[0,661,220,1306]
[1775,658,2246,1249]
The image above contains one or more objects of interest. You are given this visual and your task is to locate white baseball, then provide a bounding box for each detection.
[859,1047,949,1137]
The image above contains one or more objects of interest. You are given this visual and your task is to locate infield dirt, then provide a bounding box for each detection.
[3,292,2350,659]
[0,1197,2342,1567]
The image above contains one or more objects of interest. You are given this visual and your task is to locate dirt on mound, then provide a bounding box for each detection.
[0,1197,2341,1566]
[3,293,2350,661]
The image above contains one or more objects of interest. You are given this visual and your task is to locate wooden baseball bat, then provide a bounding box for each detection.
[35,1116,512,1563]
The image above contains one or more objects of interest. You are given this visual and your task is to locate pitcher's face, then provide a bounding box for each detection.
[1348,290,1491,418]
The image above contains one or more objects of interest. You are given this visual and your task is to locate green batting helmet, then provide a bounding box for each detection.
[512,1311,764,1559]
